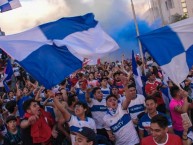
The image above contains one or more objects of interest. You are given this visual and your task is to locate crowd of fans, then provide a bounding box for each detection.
[0,54,193,145]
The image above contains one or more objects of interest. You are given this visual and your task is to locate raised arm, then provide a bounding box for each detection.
[53,96,71,121]
[16,82,22,101]
[121,75,132,110]
[85,88,92,103]
[175,91,189,113]
[35,86,44,102]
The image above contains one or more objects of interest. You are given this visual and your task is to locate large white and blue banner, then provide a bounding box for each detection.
[139,17,193,86]
[0,0,21,12]
[0,13,119,88]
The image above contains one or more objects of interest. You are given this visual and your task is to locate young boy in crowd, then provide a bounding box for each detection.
[4,115,22,145]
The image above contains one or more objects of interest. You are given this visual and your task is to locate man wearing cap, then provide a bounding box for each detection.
[145,71,166,113]
[4,115,23,145]
[74,127,96,145]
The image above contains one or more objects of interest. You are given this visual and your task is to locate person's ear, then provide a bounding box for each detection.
[165,127,169,133]
[26,109,31,114]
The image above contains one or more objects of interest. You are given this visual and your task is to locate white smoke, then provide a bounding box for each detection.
[0,0,70,34]
[0,0,150,35]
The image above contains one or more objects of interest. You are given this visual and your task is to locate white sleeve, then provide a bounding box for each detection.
[103,116,111,131]
[67,115,76,127]
[187,131,193,142]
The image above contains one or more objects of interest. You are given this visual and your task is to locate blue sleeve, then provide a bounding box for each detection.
[138,117,144,130]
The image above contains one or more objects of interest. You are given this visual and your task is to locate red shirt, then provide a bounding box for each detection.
[145,80,164,105]
[141,134,182,145]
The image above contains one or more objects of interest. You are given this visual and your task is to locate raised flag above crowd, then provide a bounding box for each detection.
[0,0,21,13]
[139,17,193,86]
[132,50,143,94]
[2,59,13,92]
[0,13,119,88]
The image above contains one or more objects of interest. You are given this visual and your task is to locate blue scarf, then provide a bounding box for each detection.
[107,107,117,116]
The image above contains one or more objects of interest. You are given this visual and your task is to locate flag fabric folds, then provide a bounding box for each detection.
[139,17,193,86]
[2,59,13,92]
[0,13,119,88]
[132,50,143,94]
[0,0,21,13]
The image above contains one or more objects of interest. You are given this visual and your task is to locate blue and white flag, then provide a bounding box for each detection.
[139,17,193,86]
[132,50,143,94]
[0,13,119,88]
[0,0,21,13]
[2,59,13,92]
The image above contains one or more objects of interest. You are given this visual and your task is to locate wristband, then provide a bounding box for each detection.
[182,134,188,140]
[182,136,188,140]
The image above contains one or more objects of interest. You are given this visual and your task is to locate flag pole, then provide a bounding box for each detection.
[130,0,145,72]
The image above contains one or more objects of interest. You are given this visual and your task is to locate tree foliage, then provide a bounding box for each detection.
[170,13,188,23]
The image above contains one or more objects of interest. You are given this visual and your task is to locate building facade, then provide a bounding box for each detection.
[148,0,193,24]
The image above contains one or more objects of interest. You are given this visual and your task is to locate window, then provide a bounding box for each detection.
[181,2,187,8]
[165,1,168,10]
[166,0,174,9]
[183,8,188,13]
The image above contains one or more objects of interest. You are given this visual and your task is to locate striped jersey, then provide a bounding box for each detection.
[101,87,110,99]
[128,94,145,120]
[88,98,107,129]
[138,112,172,137]
[103,104,139,145]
